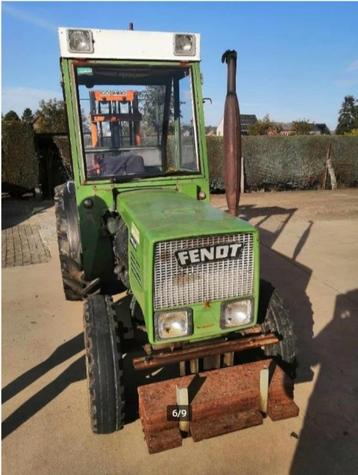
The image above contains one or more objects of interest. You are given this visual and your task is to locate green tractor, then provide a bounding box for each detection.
[56,26,296,435]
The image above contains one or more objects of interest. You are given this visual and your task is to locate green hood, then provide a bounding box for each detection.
[118,189,256,241]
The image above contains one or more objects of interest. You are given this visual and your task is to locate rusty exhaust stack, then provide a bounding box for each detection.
[222,50,241,216]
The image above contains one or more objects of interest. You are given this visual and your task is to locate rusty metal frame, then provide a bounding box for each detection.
[133,332,279,370]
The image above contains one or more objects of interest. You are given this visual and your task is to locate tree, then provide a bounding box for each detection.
[336,95,358,135]
[248,114,282,135]
[292,120,311,135]
[3,110,20,122]
[22,108,34,124]
[35,98,67,133]
[141,85,167,142]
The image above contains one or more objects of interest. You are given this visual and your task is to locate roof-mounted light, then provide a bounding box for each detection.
[174,34,196,56]
[59,27,200,60]
[67,29,94,54]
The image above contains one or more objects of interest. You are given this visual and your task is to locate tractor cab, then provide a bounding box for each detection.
[59,28,206,195]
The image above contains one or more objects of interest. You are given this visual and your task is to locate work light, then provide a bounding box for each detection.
[155,308,193,340]
[174,34,196,56]
[67,29,94,53]
[221,298,253,328]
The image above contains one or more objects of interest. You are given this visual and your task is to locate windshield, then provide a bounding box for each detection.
[75,64,199,181]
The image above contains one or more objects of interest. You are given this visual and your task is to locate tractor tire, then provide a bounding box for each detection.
[258,279,296,367]
[55,182,99,300]
[83,295,125,434]
[55,182,81,300]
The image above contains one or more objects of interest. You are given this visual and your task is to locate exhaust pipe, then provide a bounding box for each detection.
[222,50,241,216]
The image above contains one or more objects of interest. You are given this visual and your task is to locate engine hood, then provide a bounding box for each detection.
[117,189,256,242]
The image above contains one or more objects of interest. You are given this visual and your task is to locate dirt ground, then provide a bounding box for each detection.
[2,190,358,475]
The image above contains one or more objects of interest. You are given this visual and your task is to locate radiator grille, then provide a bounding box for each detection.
[154,233,254,310]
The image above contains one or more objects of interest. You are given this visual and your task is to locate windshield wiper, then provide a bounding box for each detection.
[138,171,197,179]
[163,170,198,176]
[111,175,143,183]
[110,170,198,182]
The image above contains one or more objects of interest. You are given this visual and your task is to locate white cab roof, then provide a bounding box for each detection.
[58,27,200,61]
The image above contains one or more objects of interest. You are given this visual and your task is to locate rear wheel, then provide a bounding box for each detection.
[258,279,296,367]
[55,182,99,300]
[83,294,125,434]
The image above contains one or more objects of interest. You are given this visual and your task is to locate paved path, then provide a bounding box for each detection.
[2,190,358,475]
[2,224,51,268]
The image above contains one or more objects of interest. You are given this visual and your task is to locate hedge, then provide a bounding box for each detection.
[53,135,72,177]
[2,121,39,191]
[5,128,356,193]
[207,135,358,190]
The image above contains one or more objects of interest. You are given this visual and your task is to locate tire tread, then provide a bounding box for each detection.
[83,295,125,434]
[259,279,296,365]
[54,183,81,300]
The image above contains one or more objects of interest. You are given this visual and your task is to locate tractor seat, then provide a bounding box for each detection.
[100,152,145,176]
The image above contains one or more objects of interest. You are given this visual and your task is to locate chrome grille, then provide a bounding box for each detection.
[154,233,254,310]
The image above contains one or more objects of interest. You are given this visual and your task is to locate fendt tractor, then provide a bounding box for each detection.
[56,26,298,452]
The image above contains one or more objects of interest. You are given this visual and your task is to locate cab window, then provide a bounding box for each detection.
[75,64,199,180]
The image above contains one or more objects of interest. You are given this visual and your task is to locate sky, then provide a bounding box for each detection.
[2,1,358,130]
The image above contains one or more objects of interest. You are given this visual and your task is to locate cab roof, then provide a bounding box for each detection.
[58,27,200,61]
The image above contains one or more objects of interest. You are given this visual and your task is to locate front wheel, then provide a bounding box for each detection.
[83,294,125,434]
[258,280,296,367]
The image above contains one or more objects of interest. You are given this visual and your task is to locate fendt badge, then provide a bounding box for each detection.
[175,242,244,267]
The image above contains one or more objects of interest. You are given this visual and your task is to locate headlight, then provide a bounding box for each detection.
[67,29,94,54]
[221,299,253,328]
[174,34,196,56]
[155,308,192,340]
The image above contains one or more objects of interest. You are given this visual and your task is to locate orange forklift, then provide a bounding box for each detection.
[89,90,142,176]
[90,90,142,147]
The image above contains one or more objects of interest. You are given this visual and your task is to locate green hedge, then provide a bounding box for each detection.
[53,135,72,177]
[13,131,355,192]
[207,135,358,190]
[2,121,39,190]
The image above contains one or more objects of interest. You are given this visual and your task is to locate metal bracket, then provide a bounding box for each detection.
[176,386,190,433]
[259,366,269,414]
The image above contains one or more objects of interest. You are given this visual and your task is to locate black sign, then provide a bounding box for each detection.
[175,242,244,267]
